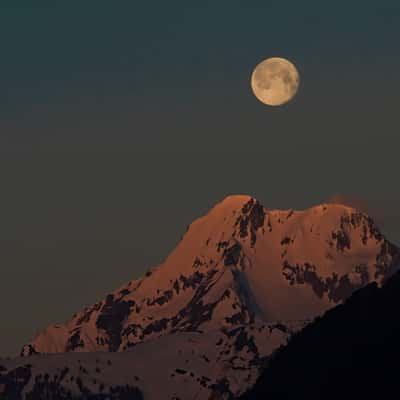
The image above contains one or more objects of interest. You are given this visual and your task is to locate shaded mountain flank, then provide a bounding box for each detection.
[240,269,400,400]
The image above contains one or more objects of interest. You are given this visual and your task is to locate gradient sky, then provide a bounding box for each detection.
[1,2,400,356]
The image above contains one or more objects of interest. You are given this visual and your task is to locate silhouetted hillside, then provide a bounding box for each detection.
[240,270,400,400]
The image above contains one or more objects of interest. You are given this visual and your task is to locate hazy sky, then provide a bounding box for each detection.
[1,2,400,356]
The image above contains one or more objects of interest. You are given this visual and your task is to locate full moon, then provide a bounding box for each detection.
[251,57,300,106]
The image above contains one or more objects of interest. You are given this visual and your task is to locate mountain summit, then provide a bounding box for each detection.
[11,195,399,399]
[22,195,399,357]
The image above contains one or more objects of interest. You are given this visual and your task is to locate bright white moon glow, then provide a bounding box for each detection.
[251,57,300,106]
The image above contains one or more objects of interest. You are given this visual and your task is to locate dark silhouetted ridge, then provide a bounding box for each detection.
[240,269,400,400]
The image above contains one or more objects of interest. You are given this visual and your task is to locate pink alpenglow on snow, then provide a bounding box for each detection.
[5,195,399,399]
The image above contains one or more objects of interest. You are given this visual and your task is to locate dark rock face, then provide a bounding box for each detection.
[326,274,362,303]
[121,323,143,344]
[20,344,38,357]
[192,256,205,268]
[240,271,400,400]
[344,212,383,243]
[95,294,134,352]
[224,243,243,267]
[330,212,387,252]
[179,271,205,290]
[235,199,265,247]
[147,290,173,307]
[66,331,85,352]
[216,240,229,254]
[375,240,400,279]
[171,269,222,331]
[174,368,187,375]
[209,378,234,400]
[142,318,169,335]
[120,267,240,345]
[231,328,259,355]
[281,210,400,303]
[331,228,351,252]
[0,365,31,400]
[85,261,255,349]
[282,261,370,303]
[280,237,291,246]
[282,262,326,299]
[76,303,102,326]
[0,363,144,400]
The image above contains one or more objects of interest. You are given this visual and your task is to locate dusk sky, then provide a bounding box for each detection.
[1,2,400,356]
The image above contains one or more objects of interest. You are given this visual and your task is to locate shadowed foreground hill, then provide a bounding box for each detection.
[240,270,400,400]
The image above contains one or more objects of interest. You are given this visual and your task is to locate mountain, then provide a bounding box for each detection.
[1,195,398,399]
[21,195,399,356]
[239,268,400,400]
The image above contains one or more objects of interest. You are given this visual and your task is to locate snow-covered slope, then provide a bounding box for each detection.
[6,195,399,399]
[2,325,294,400]
[22,195,399,356]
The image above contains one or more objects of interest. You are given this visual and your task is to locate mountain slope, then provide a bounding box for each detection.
[7,195,399,399]
[21,196,399,356]
[239,269,400,400]
[1,325,290,400]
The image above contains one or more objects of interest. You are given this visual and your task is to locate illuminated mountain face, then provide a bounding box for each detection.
[9,196,399,399]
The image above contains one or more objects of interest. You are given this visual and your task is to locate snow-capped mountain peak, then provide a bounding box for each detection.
[22,196,399,356]
[11,195,399,399]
